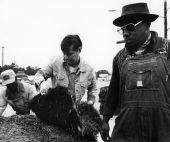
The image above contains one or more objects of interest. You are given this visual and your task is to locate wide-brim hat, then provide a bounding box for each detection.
[113,3,159,27]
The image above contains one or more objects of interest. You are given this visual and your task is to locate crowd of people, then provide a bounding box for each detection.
[0,2,170,142]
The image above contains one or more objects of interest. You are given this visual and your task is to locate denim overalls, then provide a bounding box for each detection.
[112,52,170,142]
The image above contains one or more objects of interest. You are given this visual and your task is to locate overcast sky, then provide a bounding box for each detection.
[0,0,169,72]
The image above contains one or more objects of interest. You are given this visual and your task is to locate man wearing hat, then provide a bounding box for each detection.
[0,69,37,115]
[101,3,170,142]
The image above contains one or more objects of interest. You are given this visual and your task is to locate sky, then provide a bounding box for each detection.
[0,0,169,73]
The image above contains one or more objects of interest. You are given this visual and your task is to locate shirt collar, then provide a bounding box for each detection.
[140,33,151,48]
[135,33,151,54]
[63,57,86,73]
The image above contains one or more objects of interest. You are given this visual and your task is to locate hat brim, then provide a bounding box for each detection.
[2,77,15,86]
[113,13,159,27]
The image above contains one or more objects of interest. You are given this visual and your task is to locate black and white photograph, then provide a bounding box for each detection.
[0,0,170,141]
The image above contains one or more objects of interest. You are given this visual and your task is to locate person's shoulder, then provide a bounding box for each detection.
[80,58,94,71]
[114,48,126,61]
[152,36,168,52]
[49,56,64,64]
[116,48,126,56]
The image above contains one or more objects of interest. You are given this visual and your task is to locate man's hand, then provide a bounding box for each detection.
[40,88,48,95]
[100,121,111,142]
[40,81,48,95]
[87,100,94,105]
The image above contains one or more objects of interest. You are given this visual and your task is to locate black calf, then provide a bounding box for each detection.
[29,86,101,141]
[29,86,81,134]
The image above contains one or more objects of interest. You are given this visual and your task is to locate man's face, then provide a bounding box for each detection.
[121,21,148,50]
[6,81,17,92]
[63,45,80,67]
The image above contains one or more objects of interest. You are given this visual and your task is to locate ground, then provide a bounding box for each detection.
[0,115,90,142]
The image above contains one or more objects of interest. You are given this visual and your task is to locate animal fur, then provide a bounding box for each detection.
[29,86,102,141]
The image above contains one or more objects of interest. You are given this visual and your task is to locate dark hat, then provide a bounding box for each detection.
[113,3,159,27]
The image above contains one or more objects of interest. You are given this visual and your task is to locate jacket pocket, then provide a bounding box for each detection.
[53,72,68,87]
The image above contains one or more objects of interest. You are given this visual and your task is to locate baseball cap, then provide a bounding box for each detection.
[1,69,16,86]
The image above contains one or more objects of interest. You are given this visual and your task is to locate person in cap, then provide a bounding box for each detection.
[0,69,37,115]
[101,3,170,142]
[34,34,97,105]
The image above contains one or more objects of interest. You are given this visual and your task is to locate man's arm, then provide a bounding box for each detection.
[103,55,121,119]
[0,106,7,116]
[0,87,7,116]
[25,83,38,101]
[34,58,54,90]
[100,56,120,142]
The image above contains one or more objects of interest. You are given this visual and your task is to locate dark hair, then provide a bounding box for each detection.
[61,34,82,54]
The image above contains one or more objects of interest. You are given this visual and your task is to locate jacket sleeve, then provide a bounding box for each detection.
[87,68,98,104]
[103,55,120,119]
[34,58,54,88]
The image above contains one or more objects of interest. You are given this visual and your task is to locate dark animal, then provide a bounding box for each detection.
[77,102,102,141]
[29,86,81,135]
[29,86,102,141]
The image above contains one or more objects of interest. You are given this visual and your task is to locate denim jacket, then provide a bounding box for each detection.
[34,56,97,104]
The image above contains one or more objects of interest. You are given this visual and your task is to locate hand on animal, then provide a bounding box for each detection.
[100,121,111,142]
[40,81,48,95]
[87,100,94,105]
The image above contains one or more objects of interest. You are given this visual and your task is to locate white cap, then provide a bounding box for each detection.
[1,69,16,86]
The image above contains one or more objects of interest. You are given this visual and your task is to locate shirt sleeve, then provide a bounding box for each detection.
[25,83,38,101]
[0,87,8,115]
[87,68,98,104]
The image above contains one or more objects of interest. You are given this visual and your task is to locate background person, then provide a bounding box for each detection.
[34,34,97,105]
[101,3,170,142]
[0,69,37,115]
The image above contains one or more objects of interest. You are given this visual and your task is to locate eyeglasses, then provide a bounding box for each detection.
[117,20,143,34]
